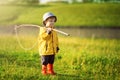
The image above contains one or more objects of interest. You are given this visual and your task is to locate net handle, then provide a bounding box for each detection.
[15,24,70,36]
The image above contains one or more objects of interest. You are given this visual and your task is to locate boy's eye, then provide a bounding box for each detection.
[49,20,54,22]
[47,18,55,22]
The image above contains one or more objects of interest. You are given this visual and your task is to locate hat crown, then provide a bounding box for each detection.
[43,12,56,21]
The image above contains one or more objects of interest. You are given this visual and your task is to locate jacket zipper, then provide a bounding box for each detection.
[46,42,48,51]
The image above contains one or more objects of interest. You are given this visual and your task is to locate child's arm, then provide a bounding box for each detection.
[56,33,59,53]
[40,27,51,40]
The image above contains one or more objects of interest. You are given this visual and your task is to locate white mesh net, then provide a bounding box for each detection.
[14,24,40,50]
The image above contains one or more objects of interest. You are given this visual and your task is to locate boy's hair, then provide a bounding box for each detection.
[43,12,57,26]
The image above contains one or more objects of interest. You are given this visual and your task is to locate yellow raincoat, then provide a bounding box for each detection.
[38,27,59,55]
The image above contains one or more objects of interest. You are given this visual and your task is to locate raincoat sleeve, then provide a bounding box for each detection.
[56,33,59,52]
[40,27,50,40]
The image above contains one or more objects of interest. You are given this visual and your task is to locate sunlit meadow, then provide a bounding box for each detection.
[0,35,119,80]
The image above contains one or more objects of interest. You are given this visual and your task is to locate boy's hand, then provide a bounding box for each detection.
[56,47,59,53]
[46,28,52,34]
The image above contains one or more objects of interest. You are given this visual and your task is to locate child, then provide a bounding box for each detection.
[38,12,59,75]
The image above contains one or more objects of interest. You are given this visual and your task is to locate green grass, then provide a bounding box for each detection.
[0,35,120,80]
[0,3,120,27]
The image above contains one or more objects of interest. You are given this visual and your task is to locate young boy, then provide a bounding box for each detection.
[38,12,59,75]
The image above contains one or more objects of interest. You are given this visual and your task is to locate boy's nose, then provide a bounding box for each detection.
[50,22,54,25]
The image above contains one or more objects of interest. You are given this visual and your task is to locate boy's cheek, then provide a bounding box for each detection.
[46,22,50,27]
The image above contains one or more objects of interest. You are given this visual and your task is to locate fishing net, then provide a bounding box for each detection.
[14,24,40,50]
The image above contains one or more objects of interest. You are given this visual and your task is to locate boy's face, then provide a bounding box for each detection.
[45,17,56,28]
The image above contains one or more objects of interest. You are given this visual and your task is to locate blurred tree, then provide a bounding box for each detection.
[10,0,119,4]
[24,0,39,4]
[83,0,120,3]
[9,0,39,4]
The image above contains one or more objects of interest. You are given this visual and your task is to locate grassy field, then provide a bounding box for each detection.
[0,35,120,80]
[0,3,120,27]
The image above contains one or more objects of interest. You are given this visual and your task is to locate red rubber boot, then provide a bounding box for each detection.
[41,65,47,75]
[47,64,56,75]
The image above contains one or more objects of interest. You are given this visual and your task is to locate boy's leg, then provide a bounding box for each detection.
[48,55,55,64]
[47,55,56,75]
[41,55,49,75]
